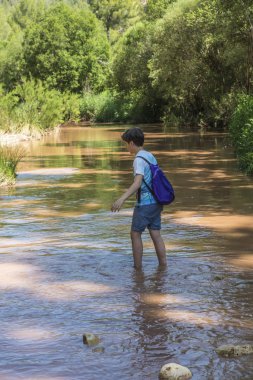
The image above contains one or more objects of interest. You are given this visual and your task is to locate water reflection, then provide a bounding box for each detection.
[0,124,253,379]
[130,269,171,377]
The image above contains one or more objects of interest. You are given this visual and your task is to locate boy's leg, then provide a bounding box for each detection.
[131,230,143,269]
[149,229,167,267]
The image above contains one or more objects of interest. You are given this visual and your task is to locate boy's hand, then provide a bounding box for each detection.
[111,198,124,212]
[111,176,142,212]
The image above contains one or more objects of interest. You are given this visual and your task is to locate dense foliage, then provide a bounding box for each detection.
[0,79,80,132]
[0,0,253,173]
[229,95,253,174]
[87,0,142,41]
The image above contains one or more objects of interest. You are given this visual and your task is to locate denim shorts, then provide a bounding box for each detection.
[131,203,163,233]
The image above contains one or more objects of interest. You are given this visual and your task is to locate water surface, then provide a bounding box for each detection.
[0,124,253,380]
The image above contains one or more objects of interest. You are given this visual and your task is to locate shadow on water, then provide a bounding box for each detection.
[0,124,253,379]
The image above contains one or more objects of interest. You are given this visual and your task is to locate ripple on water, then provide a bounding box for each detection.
[1,125,253,380]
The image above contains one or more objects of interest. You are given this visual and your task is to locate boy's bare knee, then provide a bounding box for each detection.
[131,230,141,240]
[149,229,161,240]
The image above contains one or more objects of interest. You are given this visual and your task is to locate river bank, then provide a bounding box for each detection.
[0,132,38,146]
[0,127,60,187]
[0,120,94,147]
[0,126,62,146]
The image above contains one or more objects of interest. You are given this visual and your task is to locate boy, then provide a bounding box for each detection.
[111,127,167,270]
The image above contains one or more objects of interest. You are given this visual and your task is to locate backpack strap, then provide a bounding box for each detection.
[136,155,156,202]
[136,155,151,165]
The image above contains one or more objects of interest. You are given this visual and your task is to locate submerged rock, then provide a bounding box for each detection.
[213,275,224,281]
[92,346,105,353]
[216,344,253,357]
[159,363,192,380]
[82,333,100,346]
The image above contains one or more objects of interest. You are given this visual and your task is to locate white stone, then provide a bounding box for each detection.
[159,363,192,380]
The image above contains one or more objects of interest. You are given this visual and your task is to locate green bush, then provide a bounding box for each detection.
[62,92,81,122]
[79,90,161,123]
[229,95,253,175]
[79,91,119,122]
[0,145,25,186]
[240,152,253,174]
[0,86,19,132]
[0,80,81,134]
[13,79,65,131]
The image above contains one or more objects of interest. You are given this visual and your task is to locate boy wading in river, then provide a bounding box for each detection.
[111,127,167,270]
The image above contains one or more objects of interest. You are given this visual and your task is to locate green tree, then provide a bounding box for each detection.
[149,0,253,126]
[0,4,11,41]
[0,33,24,91]
[0,0,47,91]
[144,0,175,20]
[112,22,151,93]
[8,0,46,29]
[0,2,25,91]
[111,22,164,121]
[214,0,253,94]
[22,3,110,92]
[87,0,142,41]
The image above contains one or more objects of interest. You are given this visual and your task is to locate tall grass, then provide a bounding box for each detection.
[0,145,25,186]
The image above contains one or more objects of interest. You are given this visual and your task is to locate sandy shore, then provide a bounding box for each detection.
[0,126,62,146]
[0,133,34,146]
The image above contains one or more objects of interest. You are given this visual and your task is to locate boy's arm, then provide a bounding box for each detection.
[111,174,143,212]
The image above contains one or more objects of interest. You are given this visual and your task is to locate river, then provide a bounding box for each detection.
[0,124,253,380]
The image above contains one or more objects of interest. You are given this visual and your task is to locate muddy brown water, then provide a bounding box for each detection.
[0,124,253,380]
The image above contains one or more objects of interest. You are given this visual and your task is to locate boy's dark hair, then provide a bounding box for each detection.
[121,127,144,147]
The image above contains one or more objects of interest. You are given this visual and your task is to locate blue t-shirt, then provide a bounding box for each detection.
[133,150,157,206]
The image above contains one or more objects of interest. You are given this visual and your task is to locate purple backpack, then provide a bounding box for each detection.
[137,156,175,205]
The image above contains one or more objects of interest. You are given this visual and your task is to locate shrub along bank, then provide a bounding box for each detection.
[0,145,25,186]
[229,95,253,175]
[0,79,80,134]
[0,79,80,186]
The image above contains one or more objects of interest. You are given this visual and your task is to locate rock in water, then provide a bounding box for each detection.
[159,363,192,380]
[92,346,105,353]
[216,344,253,357]
[82,333,100,346]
